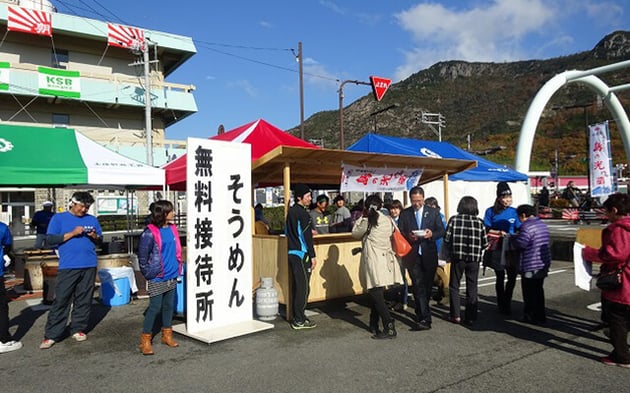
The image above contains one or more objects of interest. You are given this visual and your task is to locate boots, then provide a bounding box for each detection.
[140,333,154,355]
[161,328,179,347]
[372,320,397,339]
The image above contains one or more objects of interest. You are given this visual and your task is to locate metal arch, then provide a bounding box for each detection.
[515,64,630,174]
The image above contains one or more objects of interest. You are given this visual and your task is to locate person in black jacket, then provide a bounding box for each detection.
[397,186,445,330]
[285,184,317,330]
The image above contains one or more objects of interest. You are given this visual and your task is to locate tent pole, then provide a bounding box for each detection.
[442,174,450,220]
[283,162,291,218]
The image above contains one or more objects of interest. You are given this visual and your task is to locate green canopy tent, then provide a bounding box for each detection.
[0,124,164,187]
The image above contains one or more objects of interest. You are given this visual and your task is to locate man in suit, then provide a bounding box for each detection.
[398,186,445,330]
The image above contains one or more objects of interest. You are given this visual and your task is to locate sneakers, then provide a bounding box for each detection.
[291,319,317,330]
[39,338,55,349]
[72,332,88,342]
[601,356,630,368]
[0,340,22,353]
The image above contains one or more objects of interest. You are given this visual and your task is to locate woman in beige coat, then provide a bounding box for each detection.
[352,194,402,339]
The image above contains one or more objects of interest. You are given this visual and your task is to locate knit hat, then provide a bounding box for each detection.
[496,182,512,197]
[293,183,311,201]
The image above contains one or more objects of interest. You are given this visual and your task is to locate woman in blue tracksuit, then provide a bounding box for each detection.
[483,182,521,315]
[137,200,182,355]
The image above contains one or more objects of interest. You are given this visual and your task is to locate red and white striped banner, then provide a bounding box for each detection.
[7,5,52,36]
[107,23,145,50]
[561,208,579,221]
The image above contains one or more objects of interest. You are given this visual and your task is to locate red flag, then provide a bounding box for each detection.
[107,23,145,50]
[7,5,52,37]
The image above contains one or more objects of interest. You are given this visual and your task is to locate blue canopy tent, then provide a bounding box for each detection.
[347,133,527,182]
[347,133,529,217]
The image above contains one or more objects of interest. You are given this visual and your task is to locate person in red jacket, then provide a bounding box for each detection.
[582,193,630,368]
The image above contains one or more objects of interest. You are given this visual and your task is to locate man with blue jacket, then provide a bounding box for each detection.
[0,221,22,353]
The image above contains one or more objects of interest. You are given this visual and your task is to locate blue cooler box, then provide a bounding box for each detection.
[98,269,131,306]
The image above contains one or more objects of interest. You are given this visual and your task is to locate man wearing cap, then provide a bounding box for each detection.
[285,184,317,329]
[40,191,102,349]
[310,194,331,235]
[31,201,55,249]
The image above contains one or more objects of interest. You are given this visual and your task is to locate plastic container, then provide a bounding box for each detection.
[98,268,131,306]
[174,266,186,315]
[255,277,278,321]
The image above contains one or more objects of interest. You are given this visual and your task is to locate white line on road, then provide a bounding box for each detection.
[463,269,568,289]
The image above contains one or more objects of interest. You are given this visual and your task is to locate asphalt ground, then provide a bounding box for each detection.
[3,258,628,393]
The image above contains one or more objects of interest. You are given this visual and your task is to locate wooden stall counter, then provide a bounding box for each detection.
[253,232,363,319]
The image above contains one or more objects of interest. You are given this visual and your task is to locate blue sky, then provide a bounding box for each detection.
[56,0,628,141]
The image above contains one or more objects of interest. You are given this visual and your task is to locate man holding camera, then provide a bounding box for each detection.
[40,192,102,349]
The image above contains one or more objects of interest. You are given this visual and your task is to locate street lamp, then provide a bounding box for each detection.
[338,79,371,149]
[369,103,399,132]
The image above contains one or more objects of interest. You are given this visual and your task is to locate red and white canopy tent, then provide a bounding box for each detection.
[163,119,319,190]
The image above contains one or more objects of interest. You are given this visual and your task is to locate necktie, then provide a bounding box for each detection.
[416,209,422,255]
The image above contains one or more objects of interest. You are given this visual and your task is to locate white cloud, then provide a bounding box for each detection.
[228,79,257,98]
[585,1,624,25]
[393,0,556,80]
[319,0,345,15]
[302,57,339,91]
[259,20,273,29]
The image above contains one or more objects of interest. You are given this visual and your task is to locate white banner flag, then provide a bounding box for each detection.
[186,138,252,333]
[589,121,614,198]
[340,164,422,192]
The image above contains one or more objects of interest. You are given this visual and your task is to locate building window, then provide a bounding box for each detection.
[52,49,69,69]
[52,113,69,127]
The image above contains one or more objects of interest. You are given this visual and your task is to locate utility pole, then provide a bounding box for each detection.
[130,39,159,166]
[417,112,446,141]
[143,41,152,166]
[298,42,305,140]
[338,79,370,149]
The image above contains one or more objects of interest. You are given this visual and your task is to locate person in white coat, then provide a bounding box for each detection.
[352,194,402,339]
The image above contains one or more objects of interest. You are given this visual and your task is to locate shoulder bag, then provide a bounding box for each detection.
[390,217,412,257]
[596,258,629,291]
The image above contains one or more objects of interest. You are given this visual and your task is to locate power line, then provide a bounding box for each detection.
[194,41,339,82]
[86,0,129,25]
[37,2,342,83]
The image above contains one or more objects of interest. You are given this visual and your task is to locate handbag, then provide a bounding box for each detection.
[390,219,412,257]
[596,259,628,290]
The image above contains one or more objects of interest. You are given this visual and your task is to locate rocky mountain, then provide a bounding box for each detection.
[291,31,630,174]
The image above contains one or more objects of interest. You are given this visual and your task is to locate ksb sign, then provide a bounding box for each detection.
[370,76,392,101]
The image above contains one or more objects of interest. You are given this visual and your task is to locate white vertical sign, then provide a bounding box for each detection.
[186,138,252,334]
[589,121,614,198]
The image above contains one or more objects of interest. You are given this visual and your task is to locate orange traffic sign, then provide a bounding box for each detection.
[370,76,392,101]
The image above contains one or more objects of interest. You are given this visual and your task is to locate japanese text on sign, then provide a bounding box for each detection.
[340,164,422,192]
[186,138,253,334]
